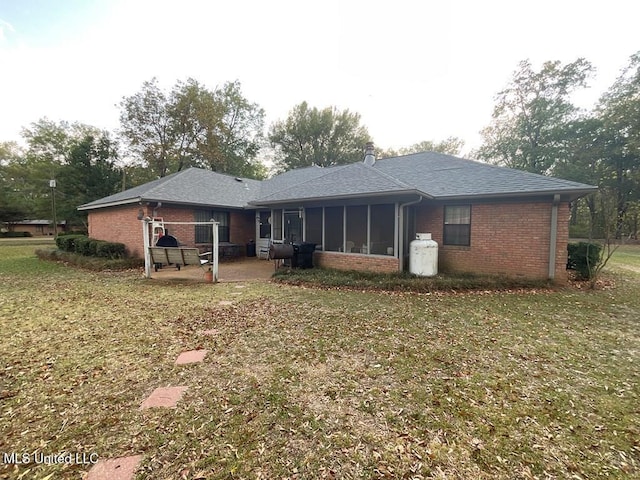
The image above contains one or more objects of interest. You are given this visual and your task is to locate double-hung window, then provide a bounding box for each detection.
[443,205,471,246]
[195,210,230,243]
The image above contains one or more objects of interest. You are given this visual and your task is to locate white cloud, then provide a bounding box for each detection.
[0,17,15,43]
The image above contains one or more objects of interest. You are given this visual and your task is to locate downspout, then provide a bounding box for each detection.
[398,195,423,271]
[548,194,560,280]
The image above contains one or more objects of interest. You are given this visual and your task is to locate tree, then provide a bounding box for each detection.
[596,51,640,238]
[476,59,594,174]
[56,133,122,227]
[552,117,609,235]
[0,142,29,224]
[378,137,465,158]
[1,120,123,227]
[268,102,371,171]
[207,80,266,177]
[119,78,177,178]
[119,78,265,178]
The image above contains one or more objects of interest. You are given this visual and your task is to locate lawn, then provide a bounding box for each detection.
[0,242,638,479]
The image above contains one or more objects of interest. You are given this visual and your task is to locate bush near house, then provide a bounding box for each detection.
[567,242,602,279]
[55,234,86,252]
[55,234,126,260]
[0,231,32,238]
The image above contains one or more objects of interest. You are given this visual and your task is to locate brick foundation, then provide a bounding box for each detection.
[313,251,400,273]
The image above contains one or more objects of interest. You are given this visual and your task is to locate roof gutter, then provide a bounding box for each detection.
[398,195,424,272]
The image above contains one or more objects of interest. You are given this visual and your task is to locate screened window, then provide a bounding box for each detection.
[195,210,230,243]
[272,209,283,241]
[346,205,367,253]
[324,207,344,252]
[305,208,323,247]
[370,204,395,255]
[443,205,471,246]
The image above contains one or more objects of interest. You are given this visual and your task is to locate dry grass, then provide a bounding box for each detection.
[1,243,638,479]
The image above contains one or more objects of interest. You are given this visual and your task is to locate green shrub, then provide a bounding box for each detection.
[55,234,87,252]
[36,248,143,271]
[95,241,126,259]
[0,231,32,238]
[54,235,125,259]
[87,239,101,256]
[74,236,93,256]
[567,242,602,280]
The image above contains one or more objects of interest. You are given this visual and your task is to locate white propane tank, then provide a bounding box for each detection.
[409,233,438,276]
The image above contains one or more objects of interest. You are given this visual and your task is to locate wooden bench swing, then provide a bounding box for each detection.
[142,218,219,282]
[148,246,212,272]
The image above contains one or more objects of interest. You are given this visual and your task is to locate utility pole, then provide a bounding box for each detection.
[49,179,58,236]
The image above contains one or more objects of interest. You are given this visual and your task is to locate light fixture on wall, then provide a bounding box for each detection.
[137,208,144,220]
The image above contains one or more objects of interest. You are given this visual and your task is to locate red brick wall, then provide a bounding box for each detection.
[314,252,400,273]
[414,201,570,282]
[230,210,255,246]
[87,205,256,259]
[87,205,149,258]
[153,206,196,247]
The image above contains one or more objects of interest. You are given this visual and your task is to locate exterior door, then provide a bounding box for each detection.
[284,210,302,243]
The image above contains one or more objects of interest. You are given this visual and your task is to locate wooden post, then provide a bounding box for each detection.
[212,221,219,283]
[143,217,152,279]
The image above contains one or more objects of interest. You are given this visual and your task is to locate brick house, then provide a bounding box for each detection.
[3,220,68,236]
[78,150,596,282]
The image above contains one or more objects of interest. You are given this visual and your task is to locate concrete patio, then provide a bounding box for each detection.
[148,256,277,283]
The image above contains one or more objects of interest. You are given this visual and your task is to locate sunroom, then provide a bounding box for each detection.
[253,192,429,273]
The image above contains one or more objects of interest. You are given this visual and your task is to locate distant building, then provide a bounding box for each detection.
[4,220,68,236]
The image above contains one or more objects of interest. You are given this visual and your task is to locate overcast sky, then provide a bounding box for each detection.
[1,0,638,157]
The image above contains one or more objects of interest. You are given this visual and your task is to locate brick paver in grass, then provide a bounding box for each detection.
[140,386,188,409]
[218,300,234,306]
[175,349,208,365]
[85,454,143,480]
[201,329,219,336]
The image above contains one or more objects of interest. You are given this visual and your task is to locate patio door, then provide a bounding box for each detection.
[284,210,302,243]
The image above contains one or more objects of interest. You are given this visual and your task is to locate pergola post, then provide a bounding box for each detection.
[142,217,152,278]
[212,221,219,282]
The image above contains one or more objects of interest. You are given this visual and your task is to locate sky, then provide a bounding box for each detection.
[1,0,639,157]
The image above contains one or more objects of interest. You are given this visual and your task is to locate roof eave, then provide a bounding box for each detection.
[78,196,251,211]
[250,189,431,206]
[77,197,142,211]
[432,187,598,202]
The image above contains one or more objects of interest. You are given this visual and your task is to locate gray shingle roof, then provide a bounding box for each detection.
[78,168,261,210]
[79,152,597,211]
[251,152,596,204]
[255,162,414,203]
[258,165,329,199]
[373,152,596,199]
